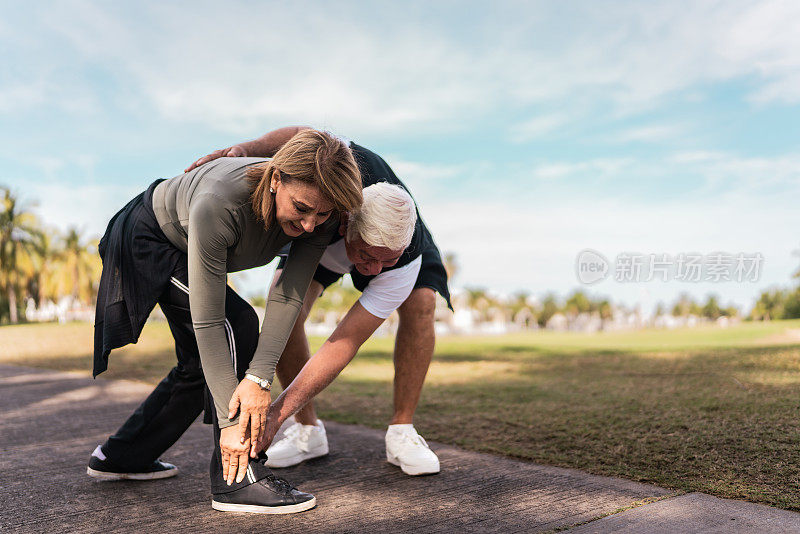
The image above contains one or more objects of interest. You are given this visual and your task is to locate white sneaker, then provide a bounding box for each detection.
[273,415,297,442]
[385,424,440,475]
[265,419,328,468]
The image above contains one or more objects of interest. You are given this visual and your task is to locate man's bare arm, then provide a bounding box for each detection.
[256,302,383,451]
[184,125,311,172]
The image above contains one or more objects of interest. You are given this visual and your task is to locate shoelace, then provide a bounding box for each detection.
[264,473,295,495]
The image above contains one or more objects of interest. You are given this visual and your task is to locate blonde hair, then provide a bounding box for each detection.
[347,182,417,251]
[246,129,362,225]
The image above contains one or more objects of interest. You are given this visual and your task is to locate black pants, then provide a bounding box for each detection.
[101,258,272,492]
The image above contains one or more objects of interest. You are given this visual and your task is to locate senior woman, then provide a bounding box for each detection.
[88,129,362,514]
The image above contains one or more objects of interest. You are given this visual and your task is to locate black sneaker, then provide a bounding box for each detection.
[87,445,178,481]
[212,472,316,514]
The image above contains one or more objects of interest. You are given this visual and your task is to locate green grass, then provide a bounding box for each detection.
[3,319,800,509]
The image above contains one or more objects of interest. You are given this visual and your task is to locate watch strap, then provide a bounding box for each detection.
[244,373,271,390]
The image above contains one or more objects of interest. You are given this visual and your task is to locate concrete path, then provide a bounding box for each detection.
[1,363,798,534]
[567,492,800,533]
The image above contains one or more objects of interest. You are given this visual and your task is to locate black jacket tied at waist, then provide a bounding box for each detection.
[93,178,181,377]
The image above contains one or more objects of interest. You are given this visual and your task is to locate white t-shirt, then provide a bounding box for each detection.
[320,240,422,319]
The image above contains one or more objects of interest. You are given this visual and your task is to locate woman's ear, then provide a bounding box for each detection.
[270,170,281,192]
[339,214,348,236]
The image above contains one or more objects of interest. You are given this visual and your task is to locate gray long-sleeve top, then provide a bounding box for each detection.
[151,157,336,428]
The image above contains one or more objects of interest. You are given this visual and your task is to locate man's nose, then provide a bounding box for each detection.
[367,262,382,275]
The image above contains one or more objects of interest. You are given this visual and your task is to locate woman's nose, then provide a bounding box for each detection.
[300,217,316,233]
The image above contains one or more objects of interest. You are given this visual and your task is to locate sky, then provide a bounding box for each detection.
[2,0,800,313]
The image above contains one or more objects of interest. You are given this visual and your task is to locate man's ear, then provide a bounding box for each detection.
[338,214,347,236]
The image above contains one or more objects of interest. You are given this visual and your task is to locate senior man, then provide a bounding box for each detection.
[186,126,452,475]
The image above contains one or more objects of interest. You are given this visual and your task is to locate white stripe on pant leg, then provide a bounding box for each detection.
[224,319,237,376]
[170,276,189,294]
[223,321,232,361]
[227,319,237,362]
[172,275,237,374]
[170,275,244,447]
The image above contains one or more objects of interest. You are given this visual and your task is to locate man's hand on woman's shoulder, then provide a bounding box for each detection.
[184,126,311,173]
[184,145,248,173]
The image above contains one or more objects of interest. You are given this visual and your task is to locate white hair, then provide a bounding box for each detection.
[347,182,417,251]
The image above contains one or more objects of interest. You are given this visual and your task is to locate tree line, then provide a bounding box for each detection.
[0,187,101,324]
[749,256,800,321]
[1,184,797,327]
[460,288,739,329]
[750,288,800,321]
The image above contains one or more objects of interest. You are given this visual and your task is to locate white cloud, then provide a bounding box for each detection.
[609,124,685,143]
[32,2,497,136]
[531,158,634,180]
[408,148,800,309]
[3,0,798,135]
[379,156,467,200]
[385,158,462,182]
[29,157,66,180]
[675,153,800,196]
[26,182,141,238]
[0,82,47,113]
[719,0,800,104]
[425,193,797,310]
[509,113,571,142]
[668,151,727,164]
[3,1,800,314]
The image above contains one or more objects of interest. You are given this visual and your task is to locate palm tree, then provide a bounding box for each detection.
[28,227,64,305]
[464,287,493,323]
[671,292,701,317]
[0,187,42,323]
[564,290,592,318]
[53,227,100,305]
[751,289,786,321]
[702,294,722,320]
[537,293,559,328]
[509,291,531,315]
[509,291,535,328]
[597,299,613,330]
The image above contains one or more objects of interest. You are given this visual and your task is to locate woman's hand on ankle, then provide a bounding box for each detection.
[227,379,271,459]
[219,425,251,485]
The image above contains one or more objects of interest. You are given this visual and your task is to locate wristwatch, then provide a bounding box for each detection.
[244,373,271,391]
